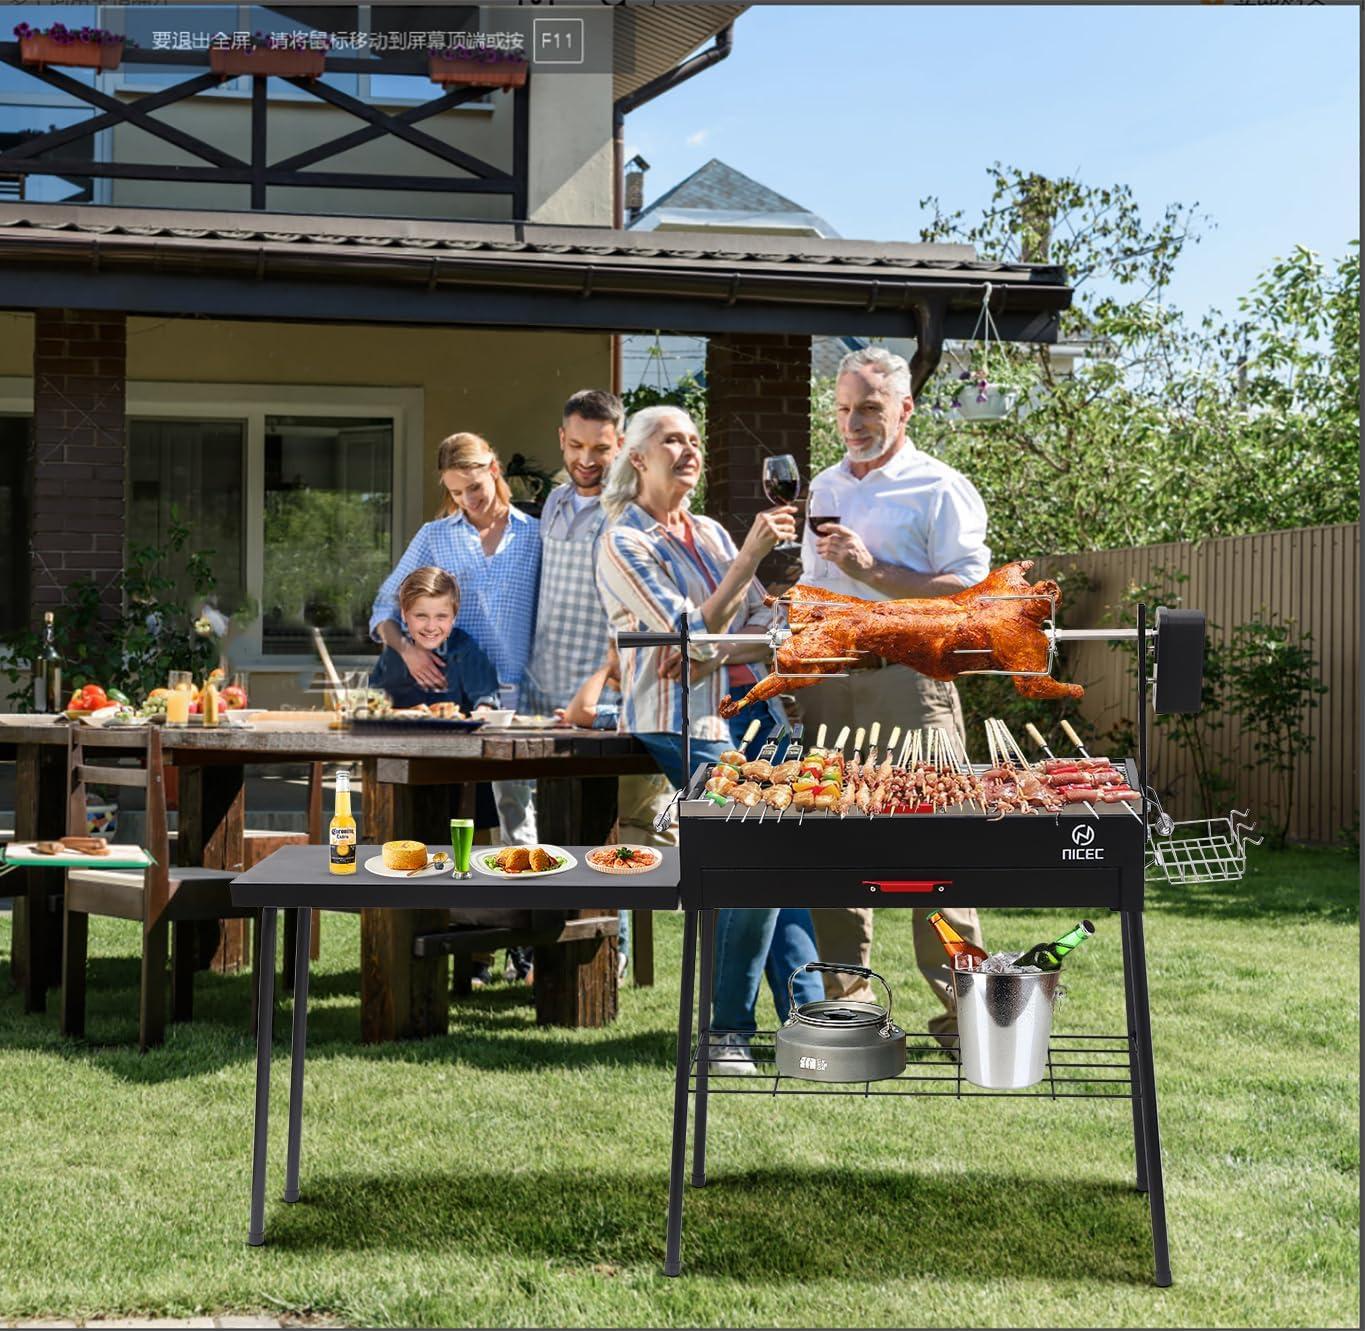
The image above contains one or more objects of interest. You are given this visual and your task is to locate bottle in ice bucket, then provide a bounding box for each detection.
[1012,920,1094,972]
[329,767,357,875]
[928,911,988,969]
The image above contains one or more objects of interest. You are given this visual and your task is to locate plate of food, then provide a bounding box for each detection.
[584,844,664,875]
[352,701,486,731]
[471,844,577,878]
[363,841,453,878]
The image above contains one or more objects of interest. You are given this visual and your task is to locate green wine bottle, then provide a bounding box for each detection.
[1012,920,1094,972]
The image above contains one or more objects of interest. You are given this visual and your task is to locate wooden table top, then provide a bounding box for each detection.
[0,714,653,766]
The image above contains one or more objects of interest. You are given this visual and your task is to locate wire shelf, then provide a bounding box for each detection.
[1146,810,1263,884]
[691,1030,1134,1100]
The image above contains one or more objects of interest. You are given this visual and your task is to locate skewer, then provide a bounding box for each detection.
[1059,719,1145,823]
[815,722,828,751]
[1024,721,1099,820]
[833,725,850,755]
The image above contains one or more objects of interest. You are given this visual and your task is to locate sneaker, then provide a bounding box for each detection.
[707,1031,757,1076]
[504,946,534,985]
[617,948,629,981]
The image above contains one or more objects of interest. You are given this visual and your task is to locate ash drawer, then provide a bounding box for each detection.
[691,866,1138,912]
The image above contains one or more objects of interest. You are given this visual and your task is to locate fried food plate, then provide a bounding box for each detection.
[471,844,577,878]
[584,844,664,875]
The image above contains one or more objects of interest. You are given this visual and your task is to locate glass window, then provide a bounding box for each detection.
[128,418,247,614]
[0,416,30,635]
[262,415,392,656]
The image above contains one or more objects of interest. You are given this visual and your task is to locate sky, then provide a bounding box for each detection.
[624,3,1360,324]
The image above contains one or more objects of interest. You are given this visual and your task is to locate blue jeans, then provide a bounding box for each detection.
[636,684,821,1033]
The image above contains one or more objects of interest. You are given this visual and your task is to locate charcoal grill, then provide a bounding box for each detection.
[619,602,1198,1287]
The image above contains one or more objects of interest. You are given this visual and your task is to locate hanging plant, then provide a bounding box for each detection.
[15,22,128,71]
[952,283,1018,422]
[428,43,528,89]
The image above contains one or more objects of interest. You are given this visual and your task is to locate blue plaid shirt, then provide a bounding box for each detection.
[369,507,541,689]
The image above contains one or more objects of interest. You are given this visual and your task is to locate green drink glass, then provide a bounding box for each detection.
[450,818,474,879]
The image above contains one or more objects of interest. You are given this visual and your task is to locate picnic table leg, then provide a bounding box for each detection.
[248,906,278,1247]
[12,741,67,1012]
[690,909,716,1188]
[177,762,246,1004]
[283,906,312,1204]
[1123,909,1172,1286]
[663,909,699,1278]
[359,763,449,1042]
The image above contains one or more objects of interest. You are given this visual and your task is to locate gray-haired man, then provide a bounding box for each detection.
[799,346,990,1038]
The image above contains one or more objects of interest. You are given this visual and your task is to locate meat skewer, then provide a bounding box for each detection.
[1024,722,1099,820]
[1058,719,1145,824]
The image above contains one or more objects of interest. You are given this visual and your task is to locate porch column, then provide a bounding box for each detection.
[704,332,812,544]
[31,309,126,621]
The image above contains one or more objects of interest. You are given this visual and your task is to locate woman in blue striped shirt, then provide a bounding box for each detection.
[370,432,541,845]
[597,405,824,1071]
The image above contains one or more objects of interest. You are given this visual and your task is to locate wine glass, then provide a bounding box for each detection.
[761,454,802,552]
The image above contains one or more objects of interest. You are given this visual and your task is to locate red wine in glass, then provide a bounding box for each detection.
[762,454,802,551]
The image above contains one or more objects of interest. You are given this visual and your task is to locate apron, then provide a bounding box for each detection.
[519,508,612,716]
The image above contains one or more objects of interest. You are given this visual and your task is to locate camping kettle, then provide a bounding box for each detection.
[774,962,907,1083]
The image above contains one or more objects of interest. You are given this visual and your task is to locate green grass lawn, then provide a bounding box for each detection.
[0,845,1358,1328]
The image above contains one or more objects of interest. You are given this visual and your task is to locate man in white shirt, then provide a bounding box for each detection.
[799,346,988,1039]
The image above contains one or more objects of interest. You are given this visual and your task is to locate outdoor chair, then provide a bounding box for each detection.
[60,727,257,1050]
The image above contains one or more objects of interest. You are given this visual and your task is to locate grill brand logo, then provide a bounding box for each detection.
[798,1056,829,1071]
[1062,823,1104,861]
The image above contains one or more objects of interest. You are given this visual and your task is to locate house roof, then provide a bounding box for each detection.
[614,6,748,102]
[633,159,839,239]
[0,201,1071,343]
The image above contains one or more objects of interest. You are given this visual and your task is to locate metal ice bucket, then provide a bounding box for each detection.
[949,966,1063,1089]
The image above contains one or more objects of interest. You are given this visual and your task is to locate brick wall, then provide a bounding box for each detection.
[30,309,126,621]
[704,332,812,542]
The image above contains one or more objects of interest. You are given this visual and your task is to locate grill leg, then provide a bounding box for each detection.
[663,909,699,1277]
[248,907,278,1247]
[691,909,716,1188]
[1124,909,1172,1286]
[1120,914,1149,1194]
[283,906,312,1204]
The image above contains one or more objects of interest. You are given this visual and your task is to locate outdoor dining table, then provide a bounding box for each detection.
[229,842,681,1245]
[0,716,659,1037]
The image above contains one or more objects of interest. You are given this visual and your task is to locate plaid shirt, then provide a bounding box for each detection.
[596,503,772,741]
[369,507,541,689]
[519,483,617,716]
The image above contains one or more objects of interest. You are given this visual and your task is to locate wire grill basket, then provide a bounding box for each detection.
[1146,809,1263,884]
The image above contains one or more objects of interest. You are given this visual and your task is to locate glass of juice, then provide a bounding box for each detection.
[450,818,474,879]
[165,671,192,725]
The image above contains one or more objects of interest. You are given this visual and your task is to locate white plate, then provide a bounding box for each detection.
[362,853,453,879]
[470,844,578,878]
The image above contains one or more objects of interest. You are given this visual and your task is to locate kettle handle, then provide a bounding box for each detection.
[787,962,894,1025]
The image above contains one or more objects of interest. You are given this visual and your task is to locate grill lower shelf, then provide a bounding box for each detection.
[692,1030,1134,1099]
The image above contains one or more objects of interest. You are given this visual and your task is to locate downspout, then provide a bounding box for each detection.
[611,23,735,393]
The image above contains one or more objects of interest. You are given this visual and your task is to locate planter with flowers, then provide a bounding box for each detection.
[15,22,127,72]
[428,44,528,89]
[209,32,330,80]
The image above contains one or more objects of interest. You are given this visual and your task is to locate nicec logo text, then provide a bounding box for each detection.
[1062,823,1104,861]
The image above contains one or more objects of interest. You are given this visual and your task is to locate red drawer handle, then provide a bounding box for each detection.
[864,879,952,893]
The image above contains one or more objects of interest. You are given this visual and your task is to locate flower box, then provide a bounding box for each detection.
[209,46,327,79]
[19,33,124,71]
[428,53,528,89]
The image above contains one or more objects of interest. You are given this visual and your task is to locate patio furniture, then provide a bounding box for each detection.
[1,716,659,1038]
[228,842,680,1245]
[60,727,256,1050]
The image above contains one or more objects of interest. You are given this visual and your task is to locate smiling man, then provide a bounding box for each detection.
[799,346,990,1039]
[520,388,624,718]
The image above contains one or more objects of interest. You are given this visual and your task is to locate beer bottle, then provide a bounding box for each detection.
[928,911,988,965]
[1012,920,1094,972]
[33,611,62,713]
[328,767,357,875]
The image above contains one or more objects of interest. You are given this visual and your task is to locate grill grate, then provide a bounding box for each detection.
[692,1030,1134,1099]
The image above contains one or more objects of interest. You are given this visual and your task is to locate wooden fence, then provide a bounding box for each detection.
[1034,523,1359,845]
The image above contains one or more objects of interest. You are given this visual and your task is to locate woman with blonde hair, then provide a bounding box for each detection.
[370,432,542,849]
